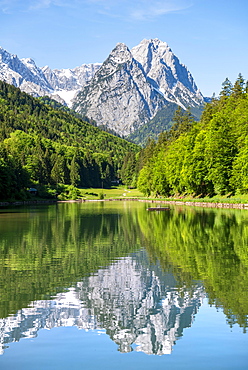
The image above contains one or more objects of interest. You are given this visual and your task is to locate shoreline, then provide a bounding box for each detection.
[137,199,248,209]
[58,198,248,209]
[1,198,248,210]
[0,199,57,207]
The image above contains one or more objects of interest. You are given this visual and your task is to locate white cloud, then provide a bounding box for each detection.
[0,0,15,13]
[129,1,193,20]
[85,0,193,21]
[0,0,193,18]
[28,0,73,10]
[0,0,72,13]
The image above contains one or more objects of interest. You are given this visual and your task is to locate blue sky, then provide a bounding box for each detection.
[0,0,247,97]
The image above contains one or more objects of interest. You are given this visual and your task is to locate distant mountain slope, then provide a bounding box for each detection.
[127,101,205,146]
[127,102,178,145]
[0,46,101,106]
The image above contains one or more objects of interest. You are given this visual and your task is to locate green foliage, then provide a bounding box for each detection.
[230,136,248,194]
[219,77,233,99]
[137,75,248,198]
[169,106,195,142]
[120,151,137,186]
[127,102,203,146]
[0,81,139,200]
[232,73,245,98]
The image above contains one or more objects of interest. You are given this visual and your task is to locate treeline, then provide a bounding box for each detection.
[0,81,138,200]
[134,74,248,197]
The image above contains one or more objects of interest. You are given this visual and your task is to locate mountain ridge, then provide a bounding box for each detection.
[0,39,205,140]
[0,46,101,106]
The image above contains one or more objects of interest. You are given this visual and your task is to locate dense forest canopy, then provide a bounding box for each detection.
[134,74,248,197]
[0,81,139,200]
[1,74,248,201]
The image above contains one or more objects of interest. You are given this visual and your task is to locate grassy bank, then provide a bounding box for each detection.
[2,184,248,206]
[57,186,248,206]
[80,186,143,200]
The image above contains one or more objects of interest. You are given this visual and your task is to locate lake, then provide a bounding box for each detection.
[0,200,248,369]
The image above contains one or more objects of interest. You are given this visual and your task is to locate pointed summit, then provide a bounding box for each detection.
[110,42,132,64]
[131,39,171,71]
[95,42,133,80]
[131,38,203,107]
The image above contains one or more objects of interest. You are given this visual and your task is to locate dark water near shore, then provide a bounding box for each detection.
[0,201,248,369]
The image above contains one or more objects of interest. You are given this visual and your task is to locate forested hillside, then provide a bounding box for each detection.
[0,81,138,200]
[136,74,248,197]
[127,102,204,146]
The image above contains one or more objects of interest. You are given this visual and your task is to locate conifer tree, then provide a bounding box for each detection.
[232,73,245,98]
[70,154,80,187]
[169,106,195,141]
[219,78,233,98]
[51,155,66,185]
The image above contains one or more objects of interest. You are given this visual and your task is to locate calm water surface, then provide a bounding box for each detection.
[0,201,248,369]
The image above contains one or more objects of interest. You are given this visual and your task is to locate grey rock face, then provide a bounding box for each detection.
[73,39,204,135]
[73,43,166,135]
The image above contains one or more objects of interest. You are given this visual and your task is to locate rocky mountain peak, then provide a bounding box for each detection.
[131,39,172,70]
[98,42,133,77]
[73,38,204,136]
[131,38,199,97]
[0,46,16,63]
[111,42,132,63]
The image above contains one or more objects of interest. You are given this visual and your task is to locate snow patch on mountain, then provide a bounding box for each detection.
[53,89,79,107]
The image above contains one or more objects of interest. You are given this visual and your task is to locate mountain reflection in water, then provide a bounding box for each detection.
[0,201,247,358]
[0,252,204,355]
